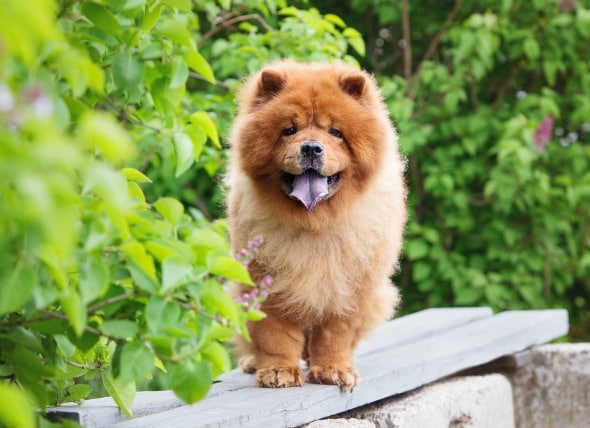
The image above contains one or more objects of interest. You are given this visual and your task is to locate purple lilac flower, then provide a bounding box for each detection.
[234,236,273,310]
[559,0,576,12]
[533,116,554,152]
[235,235,264,267]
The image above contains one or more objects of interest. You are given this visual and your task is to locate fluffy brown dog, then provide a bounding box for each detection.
[226,61,406,391]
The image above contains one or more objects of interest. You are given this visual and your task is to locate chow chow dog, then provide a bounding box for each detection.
[226,61,406,391]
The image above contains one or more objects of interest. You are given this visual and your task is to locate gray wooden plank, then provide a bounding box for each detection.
[46,380,247,427]
[112,309,568,428]
[217,306,493,385]
[48,391,183,428]
[48,306,491,426]
[356,306,493,356]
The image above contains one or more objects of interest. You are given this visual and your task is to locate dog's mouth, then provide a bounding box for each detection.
[281,170,341,212]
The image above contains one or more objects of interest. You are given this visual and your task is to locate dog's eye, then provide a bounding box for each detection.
[282,126,297,136]
[328,127,343,138]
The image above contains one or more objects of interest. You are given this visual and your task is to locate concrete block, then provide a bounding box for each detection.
[338,374,514,428]
[508,343,590,428]
[305,419,376,428]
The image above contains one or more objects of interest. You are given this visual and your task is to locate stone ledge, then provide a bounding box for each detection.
[306,374,514,428]
[508,343,590,428]
[305,344,590,428]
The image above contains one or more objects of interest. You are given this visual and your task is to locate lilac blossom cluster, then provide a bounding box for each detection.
[234,236,273,310]
[0,82,54,129]
[235,275,272,310]
[235,235,264,267]
[533,116,554,152]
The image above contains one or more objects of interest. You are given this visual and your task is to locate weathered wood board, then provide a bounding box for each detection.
[46,308,568,428]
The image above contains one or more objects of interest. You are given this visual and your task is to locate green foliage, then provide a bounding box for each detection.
[340,0,590,337]
[5,0,587,424]
[0,0,362,423]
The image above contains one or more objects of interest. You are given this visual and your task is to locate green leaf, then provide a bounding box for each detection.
[81,2,122,36]
[157,18,193,48]
[207,252,253,285]
[162,0,192,12]
[0,383,35,428]
[412,261,433,283]
[145,296,181,334]
[119,343,154,383]
[454,287,484,306]
[200,342,231,377]
[101,320,139,339]
[190,229,228,251]
[102,371,136,417]
[122,241,157,281]
[185,123,207,160]
[142,2,163,31]
[343,27,365,56]
[127,181,148,206]
[54,334,76,358]
[123,167,152,184]
[405,239,429,260]
[162,256,193,291]
[79,256,110,304]
[173,132,194,177]
[324,13,346,28]
[11,346,52,406]
[154,197,184,226]
[67,327,100,353]
[78,111,136,163]
[185,49,215,84]
[67,384,93,403]
[169,57,189,89]
[247,308,267,321]
[170,361,212,404]
[150,78,184,116]
[112,51,144,92]
[0,264,36,315]
[4,327,43,353]
[523,38,540,60]
[279,6,299,16]
[126,263,157,294]
[61,291,87,337]
[145,239,195,264]
[201,285,239,323]
[189,111,220,148]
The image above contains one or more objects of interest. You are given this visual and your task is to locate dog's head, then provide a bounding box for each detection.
[231,61,392,214]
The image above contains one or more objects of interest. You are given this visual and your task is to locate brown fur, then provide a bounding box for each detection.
[226,61,407,391]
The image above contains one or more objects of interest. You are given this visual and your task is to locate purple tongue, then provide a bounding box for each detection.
[289,170,329,212]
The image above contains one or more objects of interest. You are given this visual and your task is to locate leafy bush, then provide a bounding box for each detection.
[0,0,362,425]
[336,0,590,338]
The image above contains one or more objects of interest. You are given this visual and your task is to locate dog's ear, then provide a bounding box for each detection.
[339,72,366,99]
[257,68,285,100]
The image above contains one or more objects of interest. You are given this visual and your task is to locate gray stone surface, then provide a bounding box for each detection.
[508,344,590,428]
[331,374,514,428]
[305,419,376,428]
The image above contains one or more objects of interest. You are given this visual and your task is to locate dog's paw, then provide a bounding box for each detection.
[238,355,257,374]
[256,366,304,388]
[307,365,358,392]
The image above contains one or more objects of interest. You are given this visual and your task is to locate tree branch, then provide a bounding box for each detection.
[38,309,102,336]
[401,0,413,83]
[408,0,463,97]
[188,72,230,90]
[87,292,137,314]
[199,13,274,46]
[66,360,102,370]
[420,0,463,67]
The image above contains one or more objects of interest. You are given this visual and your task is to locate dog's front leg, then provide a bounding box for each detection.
[306,316,359,391]
[248,310,305,388]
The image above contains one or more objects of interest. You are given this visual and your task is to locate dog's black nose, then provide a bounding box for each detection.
[301,141,324,158]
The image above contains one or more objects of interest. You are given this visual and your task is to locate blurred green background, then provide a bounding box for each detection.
[1,0,589,424]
